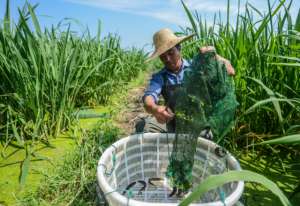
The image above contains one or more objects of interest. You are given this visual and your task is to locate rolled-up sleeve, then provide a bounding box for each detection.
[142,72,163,103]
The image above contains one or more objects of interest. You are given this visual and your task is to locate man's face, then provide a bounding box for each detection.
[159,47,182,73]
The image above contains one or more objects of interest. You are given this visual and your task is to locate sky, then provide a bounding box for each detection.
[0,0,299,51]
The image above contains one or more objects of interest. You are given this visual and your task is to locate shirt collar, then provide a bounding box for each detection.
[163,59,190,75]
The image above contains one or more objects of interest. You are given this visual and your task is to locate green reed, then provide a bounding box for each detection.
[180,0,300,137]
[0,0,146,187]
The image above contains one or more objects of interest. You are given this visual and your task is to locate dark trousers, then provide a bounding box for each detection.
[135,116,175,133]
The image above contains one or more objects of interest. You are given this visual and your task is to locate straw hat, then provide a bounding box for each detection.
[146,28,194,62]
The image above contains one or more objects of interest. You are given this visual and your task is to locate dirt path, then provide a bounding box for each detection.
[114,74,152,136]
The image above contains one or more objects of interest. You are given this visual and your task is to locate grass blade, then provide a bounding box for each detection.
[4,0,11,34]
[256,134,300,145]
[247,77,284,124]
[180,170,291,206]
[27,3,42,37]
[181,0,199,39]
[295,8,300,32]
[19,147,31,187]
[269,62,300,67]
[226,0,230,37]
[255,0,286,40]
[245,97,295,114]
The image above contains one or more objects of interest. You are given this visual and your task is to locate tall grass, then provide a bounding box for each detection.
[0,1,146,144]
[0,0,146,186]
[180,0,300,138]
[179,0,299,204]
[75,34,146,105]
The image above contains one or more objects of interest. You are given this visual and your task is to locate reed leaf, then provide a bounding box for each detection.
[269,62,300,67]
[27,3,42,37]
[19,146,31,187]
[180,170,291,206]
[247,77,283,124]
[181,0,199,39]
[245,97,296,114]
[4,0,11,34]
[256,134,300,145]
[295,8,300,32]
[255,0,286,40]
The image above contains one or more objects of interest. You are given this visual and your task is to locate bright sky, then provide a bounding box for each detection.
[1,0,299,51]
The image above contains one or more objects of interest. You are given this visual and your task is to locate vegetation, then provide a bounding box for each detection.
[18,119,119,206]
[180,0,300,137]
[0,0,146,187]
[179,0,300,204]
[1,0,299,205]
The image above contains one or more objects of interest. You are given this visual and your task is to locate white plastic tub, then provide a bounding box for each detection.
[97,133,244,206]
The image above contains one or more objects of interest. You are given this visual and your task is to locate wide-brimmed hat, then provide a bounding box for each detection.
[146,28,194,62]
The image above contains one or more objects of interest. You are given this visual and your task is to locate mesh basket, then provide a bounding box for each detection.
[97,133,244,206]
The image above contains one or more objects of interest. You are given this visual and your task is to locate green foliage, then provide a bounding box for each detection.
[19,145,31,188]
[19,119,119,205]
[180,0,300,137]
[0,1,146,148]
[256,134,300,145]
[180,0,199,39]
[0,1,146,188]
[179,1,299,205]
[295,9,300,32]
[180,170,291,206]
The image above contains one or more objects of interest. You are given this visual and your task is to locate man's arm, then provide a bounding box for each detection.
[143,73,174,124]
[216,54,235,76]
[199,46,235,76]
[144,95,174,124]
[144,95,158,114]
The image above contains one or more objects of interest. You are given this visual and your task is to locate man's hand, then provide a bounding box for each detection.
[216,54,235,76]
[144,95,174,124]
[199,46,235,76]
[152,105,174,124]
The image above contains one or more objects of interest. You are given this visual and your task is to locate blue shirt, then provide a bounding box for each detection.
[143,59,191,103]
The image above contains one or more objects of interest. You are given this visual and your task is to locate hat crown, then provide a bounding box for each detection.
[153,28,177,50]
[146,28,193,62]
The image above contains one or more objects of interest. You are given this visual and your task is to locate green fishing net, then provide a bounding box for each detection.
[166,50,239,192]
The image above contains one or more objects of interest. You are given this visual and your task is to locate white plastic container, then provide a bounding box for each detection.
[97,133,244,206]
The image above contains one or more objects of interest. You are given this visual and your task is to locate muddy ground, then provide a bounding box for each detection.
[114,75,151,136]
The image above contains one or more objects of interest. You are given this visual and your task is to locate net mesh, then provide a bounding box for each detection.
[166,50,239,192]
[98,51,242,205]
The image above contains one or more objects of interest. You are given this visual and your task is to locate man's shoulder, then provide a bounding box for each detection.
[152,67,167,78]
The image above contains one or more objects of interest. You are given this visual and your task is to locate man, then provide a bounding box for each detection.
[139,28,235,133]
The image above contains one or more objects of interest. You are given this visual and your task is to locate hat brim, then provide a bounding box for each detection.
[145,33,195,63]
